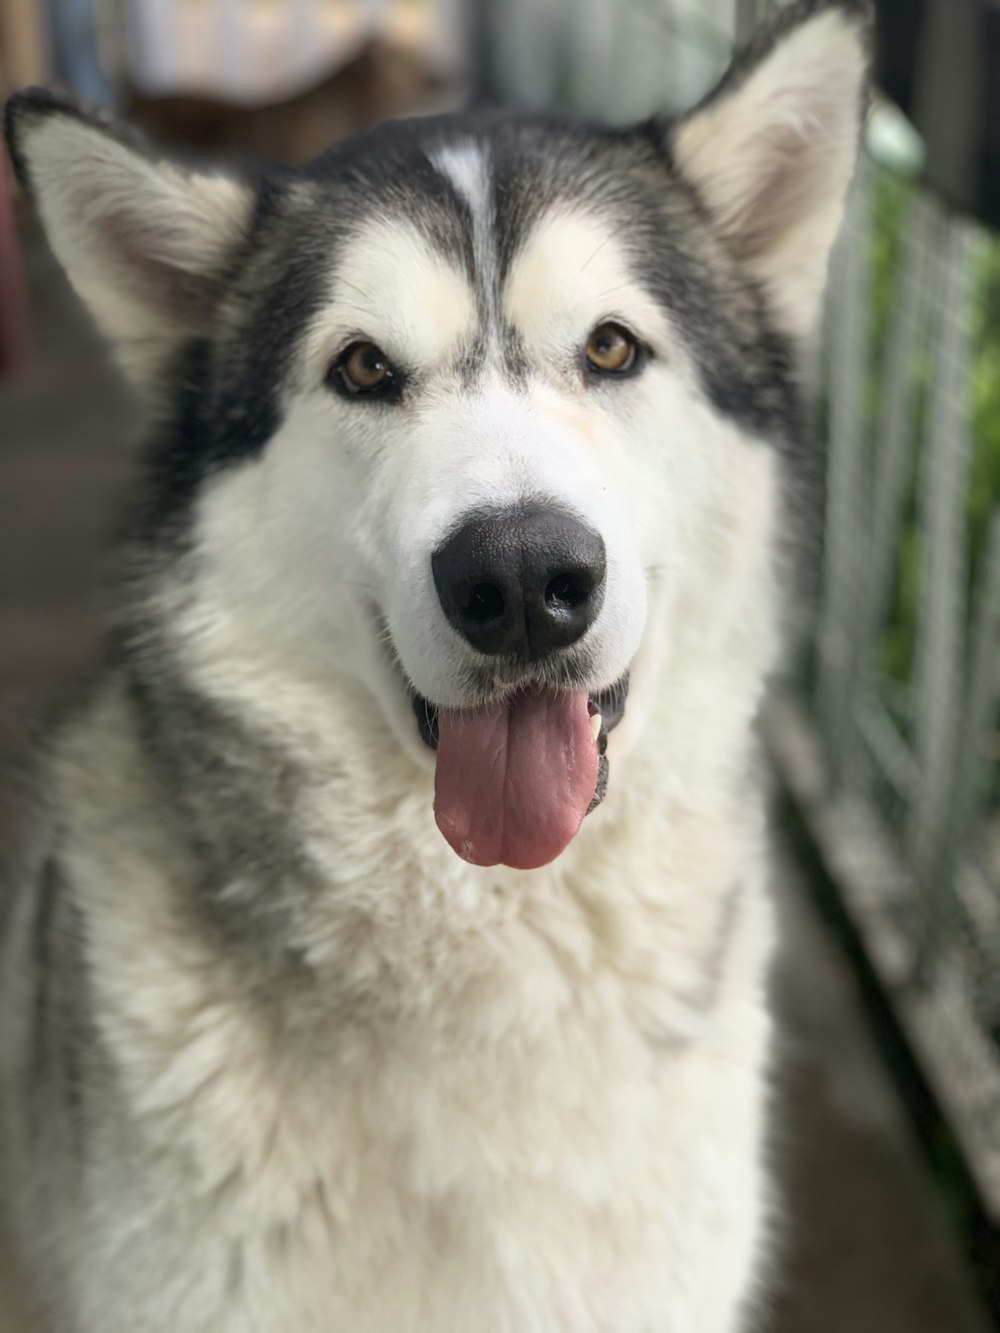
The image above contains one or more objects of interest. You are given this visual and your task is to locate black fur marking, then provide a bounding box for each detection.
[123,661,323,968]
[30,855,62,1081]
[32,854,61,969]
[456,331,489,391]
[586,755,609,815]
[455,324,529,392]
[126,196,320,538]
[500,324,530,387]
[308,117,478,277]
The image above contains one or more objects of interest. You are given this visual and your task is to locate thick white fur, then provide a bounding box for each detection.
[2,9,867,1329]
[6,660,775,1332]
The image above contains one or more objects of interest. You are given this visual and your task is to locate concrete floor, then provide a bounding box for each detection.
[0,232,992,1332]
[767,870,992,1332]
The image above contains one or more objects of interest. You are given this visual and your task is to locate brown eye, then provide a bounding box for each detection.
[330,340,397,398]
[585,322,638,376]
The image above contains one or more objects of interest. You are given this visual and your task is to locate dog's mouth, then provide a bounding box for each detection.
[410,676,628,871]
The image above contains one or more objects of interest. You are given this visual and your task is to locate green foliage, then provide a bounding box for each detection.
[967,242,1000,581]
[861,162,1000,712]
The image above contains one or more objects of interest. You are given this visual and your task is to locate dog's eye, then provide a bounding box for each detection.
[585,323,638,376]
[329,341,396,398]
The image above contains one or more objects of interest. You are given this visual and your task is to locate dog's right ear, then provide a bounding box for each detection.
[5,89,253,389]
[666,0,872,339]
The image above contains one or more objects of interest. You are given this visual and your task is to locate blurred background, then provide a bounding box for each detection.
[1,0,999,1328]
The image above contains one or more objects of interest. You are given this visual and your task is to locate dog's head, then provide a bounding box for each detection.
[6,1,870,870]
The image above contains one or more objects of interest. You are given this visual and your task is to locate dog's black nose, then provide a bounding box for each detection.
[432,506,606,658]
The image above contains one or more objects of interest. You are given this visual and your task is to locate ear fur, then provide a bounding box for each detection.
[4,89,254,388]
[669,0,873,336]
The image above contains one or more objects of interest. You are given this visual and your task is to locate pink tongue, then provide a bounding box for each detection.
[434,689,598,870]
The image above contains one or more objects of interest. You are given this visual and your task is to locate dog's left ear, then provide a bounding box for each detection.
[667,0,873,337]
[4,89,254,391]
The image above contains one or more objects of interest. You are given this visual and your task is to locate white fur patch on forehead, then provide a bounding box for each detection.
[430,141,497,321]
[504,209,668,358]
[431,142,491,221]
[302,218,477,378]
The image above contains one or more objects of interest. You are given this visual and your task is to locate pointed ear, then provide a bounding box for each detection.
[669,0,873,337]
[4,90,254,388]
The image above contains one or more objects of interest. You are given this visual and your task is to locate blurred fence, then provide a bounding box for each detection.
[485,0,1000,1220]
[814,129,1000,1220]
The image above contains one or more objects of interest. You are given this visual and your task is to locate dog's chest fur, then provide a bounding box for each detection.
[85,949,770,1333]
[4,678,772,1333]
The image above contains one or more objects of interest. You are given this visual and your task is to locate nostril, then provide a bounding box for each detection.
[460,582,505,626]
[545,570,597,613]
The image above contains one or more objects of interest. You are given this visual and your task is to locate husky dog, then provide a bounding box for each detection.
[1,2,870,1328]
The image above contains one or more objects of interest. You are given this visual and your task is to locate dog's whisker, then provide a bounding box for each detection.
[579,235,613,273]
[594,281,634,301]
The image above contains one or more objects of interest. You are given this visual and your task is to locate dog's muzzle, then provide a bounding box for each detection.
[396,502,629,871]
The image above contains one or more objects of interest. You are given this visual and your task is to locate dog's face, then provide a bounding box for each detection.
[6,1,870,870]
